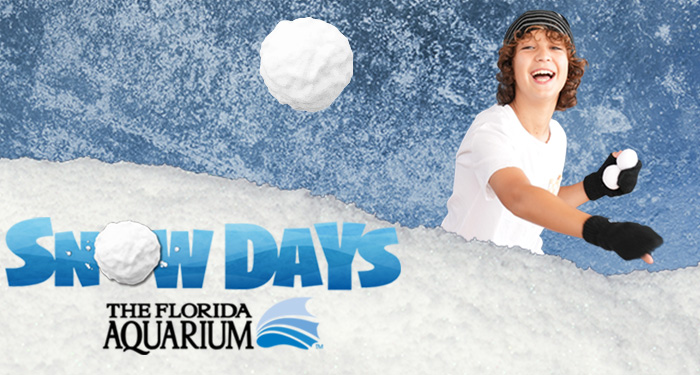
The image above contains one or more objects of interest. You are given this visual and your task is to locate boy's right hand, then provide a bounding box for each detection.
[582,215,663,262]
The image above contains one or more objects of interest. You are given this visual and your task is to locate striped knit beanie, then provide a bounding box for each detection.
[503,10,574,47]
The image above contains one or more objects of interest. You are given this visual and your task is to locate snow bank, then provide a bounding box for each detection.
[0,158,697,374]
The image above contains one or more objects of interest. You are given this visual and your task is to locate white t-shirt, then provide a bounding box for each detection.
[441,104,567,254]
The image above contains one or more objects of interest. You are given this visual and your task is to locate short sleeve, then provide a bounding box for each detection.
[456,122,523,199]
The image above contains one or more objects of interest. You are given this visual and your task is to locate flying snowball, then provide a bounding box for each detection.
[94,221,161,286]
[259,17,353,112]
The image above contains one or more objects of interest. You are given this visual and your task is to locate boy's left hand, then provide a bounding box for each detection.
[583,151,642,200]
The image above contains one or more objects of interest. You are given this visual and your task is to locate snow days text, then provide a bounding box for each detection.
[3,218,401,289]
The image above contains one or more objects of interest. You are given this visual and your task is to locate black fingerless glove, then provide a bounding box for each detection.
[582,216,663,260]
[583,153,642,201]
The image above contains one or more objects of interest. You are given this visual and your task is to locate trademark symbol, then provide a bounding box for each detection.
[314,343,324,349]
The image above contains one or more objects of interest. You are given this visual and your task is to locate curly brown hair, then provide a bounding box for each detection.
[496,26,588,111]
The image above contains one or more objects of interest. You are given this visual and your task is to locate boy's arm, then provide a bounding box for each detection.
[489,167,657,264]
[558,182,589,208]
[490,167,590,238]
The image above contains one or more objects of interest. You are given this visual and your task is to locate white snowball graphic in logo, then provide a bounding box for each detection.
[94,221,161,285]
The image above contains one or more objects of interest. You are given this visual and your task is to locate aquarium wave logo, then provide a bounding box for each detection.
[256,297,320,350]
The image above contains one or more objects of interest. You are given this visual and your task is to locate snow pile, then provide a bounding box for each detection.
[0,158,697,374]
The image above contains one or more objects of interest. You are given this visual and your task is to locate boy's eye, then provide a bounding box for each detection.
[551,43,566,51]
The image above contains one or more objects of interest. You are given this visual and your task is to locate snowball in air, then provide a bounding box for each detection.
[259,17,353,112]
[94,221,161,285]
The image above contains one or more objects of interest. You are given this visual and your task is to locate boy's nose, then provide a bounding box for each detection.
[537,53,552,61]
[536,51,552,62]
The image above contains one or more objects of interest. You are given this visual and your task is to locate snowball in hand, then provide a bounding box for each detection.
[616,149,639,170]
[94,221,161,285]
[602,165,622,190]
[259,17,353,112]
[602,149,639,190]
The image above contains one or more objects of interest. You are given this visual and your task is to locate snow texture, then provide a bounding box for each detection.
[0,0,697,276]
[0,158,698,374]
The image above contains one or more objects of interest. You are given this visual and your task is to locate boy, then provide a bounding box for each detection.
[441,10,662,263]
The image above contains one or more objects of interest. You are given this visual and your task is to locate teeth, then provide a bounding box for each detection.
[532,70,554,77]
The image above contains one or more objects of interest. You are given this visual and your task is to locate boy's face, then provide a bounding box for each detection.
[511,29,569,106]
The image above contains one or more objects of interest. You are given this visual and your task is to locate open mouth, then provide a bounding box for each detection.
[531,69,555,83]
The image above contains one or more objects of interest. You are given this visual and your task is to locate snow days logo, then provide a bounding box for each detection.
[3,218,399,354]
[3,218,401,290]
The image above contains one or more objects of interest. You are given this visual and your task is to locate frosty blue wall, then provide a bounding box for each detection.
[0,0,697,275]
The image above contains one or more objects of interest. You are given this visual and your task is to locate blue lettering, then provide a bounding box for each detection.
[3,218,401,289]
[54,231,99,287]
[153,230,213,288]
[315,222,364,290]
[5,217,55,286]
[225,224,278,289]
[358,228,401,288]
[273,228,323,287]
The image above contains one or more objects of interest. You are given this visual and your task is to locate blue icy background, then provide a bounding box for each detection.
[0,0,697,275]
